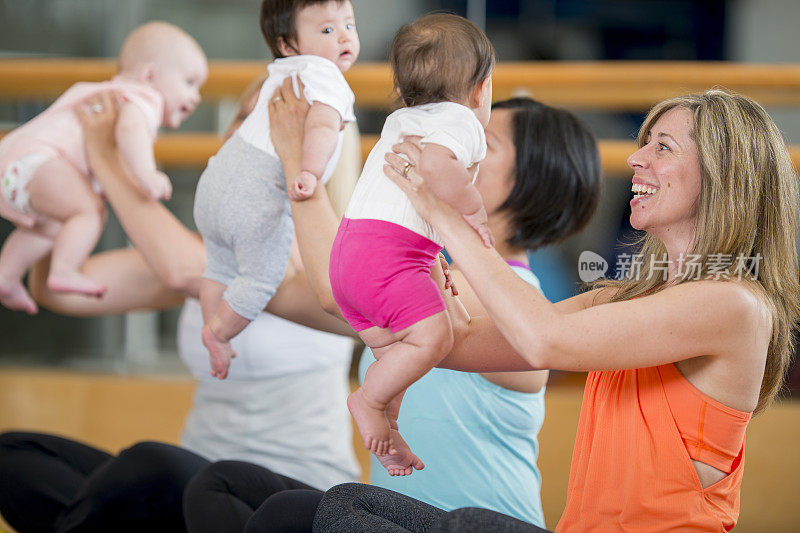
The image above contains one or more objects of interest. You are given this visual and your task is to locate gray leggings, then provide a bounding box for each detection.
[313,483,549,533]
[193,134,294,320]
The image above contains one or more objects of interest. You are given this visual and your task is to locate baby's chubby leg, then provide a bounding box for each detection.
[350,311,454,458]
[199,278,248,380]
[26,158,106,297]
[0,220,58,314]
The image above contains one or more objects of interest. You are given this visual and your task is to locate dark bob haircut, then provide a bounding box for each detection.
[493,98,602,251]
[260,0,347,58]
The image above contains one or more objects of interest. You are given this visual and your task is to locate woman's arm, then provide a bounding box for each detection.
[30,248,184,315]
[78,93,206,297]
[385,146,766,373]
[268,78,342,316]
[444,267,547,392]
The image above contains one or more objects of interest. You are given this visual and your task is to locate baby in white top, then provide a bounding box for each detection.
[0,21,207,314]
[328,13,495,475]
[194,0,358,378]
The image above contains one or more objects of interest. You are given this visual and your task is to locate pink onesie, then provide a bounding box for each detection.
[0,77,163,214]
[330,217,444,333]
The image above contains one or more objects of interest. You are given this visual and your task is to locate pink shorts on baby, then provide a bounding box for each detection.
[330,218,445,333]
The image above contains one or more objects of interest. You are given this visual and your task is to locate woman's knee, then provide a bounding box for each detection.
[0,431,26,449]
[184,460,240,498]
[432,507,548,533]
[117,441,208,484]
[321,482,366,504]
[244,489,323,533]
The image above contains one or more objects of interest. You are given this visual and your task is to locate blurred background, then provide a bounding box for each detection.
[1,2,799,531]
[0,0,798,374]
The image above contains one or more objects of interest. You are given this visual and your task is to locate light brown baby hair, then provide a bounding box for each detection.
[390,13,495,107]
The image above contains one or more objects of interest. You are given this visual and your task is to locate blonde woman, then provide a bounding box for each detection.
[0,83,361,532]
[264,85,798,530]
[342,89,799,531]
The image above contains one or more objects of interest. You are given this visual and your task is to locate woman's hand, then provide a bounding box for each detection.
[383,137,453,224]
[76,91,121,156]
[269,76,310,172]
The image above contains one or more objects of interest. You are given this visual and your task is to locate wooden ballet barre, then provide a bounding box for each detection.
[4,130,795,177]
[153,135,800,176]
[2,59,800,110]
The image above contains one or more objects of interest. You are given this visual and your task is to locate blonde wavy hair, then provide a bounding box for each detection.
[597,89,800,413]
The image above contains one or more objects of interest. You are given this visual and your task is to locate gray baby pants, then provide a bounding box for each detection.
[193,133,293,320]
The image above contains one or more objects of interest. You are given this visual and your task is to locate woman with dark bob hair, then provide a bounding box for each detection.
[179,93,602,532]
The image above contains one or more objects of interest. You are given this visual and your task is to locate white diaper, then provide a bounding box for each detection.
[1,151,52,215]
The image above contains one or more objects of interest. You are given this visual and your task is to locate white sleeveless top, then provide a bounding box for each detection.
[177,299,360,489]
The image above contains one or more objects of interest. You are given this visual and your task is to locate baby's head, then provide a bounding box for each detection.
[390,13,495,126]
[119,21,208,128]
[260,0,359,72]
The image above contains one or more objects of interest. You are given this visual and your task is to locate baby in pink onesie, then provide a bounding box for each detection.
[0,21,207,314]
[328,13,495,475]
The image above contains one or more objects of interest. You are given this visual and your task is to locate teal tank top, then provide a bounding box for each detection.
[358,264,546,526]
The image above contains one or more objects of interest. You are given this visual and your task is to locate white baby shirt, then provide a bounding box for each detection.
[344,102,486,244]
[236,55,356,184]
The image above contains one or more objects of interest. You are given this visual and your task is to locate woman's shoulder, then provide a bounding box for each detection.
[663,279,768,321]
[585,279,765,316]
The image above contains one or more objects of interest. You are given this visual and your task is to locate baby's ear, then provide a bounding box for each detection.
[472,77,492,108]
[277,37,297,57]
[141,63,156,83]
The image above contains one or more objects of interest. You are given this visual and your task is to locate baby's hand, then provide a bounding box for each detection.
[463,206,494,248]
[142,170,173,201]
[438,253,458,296]
[289,170,318,201]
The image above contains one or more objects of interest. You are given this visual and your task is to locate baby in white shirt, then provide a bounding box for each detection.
[0,21,207,314]
[193,0,359,378]
[329,13,495,475]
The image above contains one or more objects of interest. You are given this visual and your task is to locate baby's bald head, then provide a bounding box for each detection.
[119,21,208,129]
[119,21,206,74]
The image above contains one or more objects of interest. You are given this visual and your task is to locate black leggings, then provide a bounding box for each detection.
[314,483,549,532]
[183,461,548,533]
[182,460,323,533]
[0,431,208,533]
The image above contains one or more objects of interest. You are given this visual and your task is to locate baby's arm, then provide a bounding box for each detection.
[417,144,494,247]
[114,102,172,200]
[290,102,342,201]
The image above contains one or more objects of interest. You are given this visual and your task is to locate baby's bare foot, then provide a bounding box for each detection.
[347,388,392,455]
[289,170,317,201]
[0,279,38,314]
[47,271,106,298]
[375,429,424,476]
[202,324,235,380]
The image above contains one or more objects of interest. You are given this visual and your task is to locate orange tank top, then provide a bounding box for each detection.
[556,364,751,532]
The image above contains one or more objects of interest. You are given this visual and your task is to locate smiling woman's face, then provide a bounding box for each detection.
[475,108,517,216]
[626,106,702,238]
